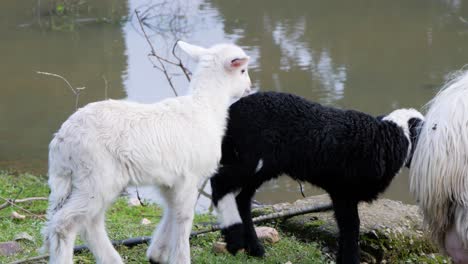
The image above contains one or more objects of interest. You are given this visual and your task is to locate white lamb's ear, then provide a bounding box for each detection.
[225,56,250,71]
[177,41,208,61]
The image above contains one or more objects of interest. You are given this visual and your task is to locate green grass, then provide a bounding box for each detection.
[0,171,328,263]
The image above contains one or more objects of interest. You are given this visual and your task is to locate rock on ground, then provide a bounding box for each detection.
[0,241,22,256]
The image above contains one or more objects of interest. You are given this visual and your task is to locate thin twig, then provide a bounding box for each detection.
[37,71,85,110]
[172,40,191,81]
[0,197,48,211]
[136,186,147,207]
[297,180,306,198]
[11,203,332,264]
[135,9,178,96]
[102,75,109,100]
[196,179,211,202]
[10,254,48,264]
[0,196,46,220]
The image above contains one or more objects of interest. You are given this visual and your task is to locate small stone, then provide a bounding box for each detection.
[140,218,151,225]
[212,241,228,254]
[255,226,280,244]
[0,241,22,256]
[284,261,293,264]
[14,232,35,243]
[212,241,245,254]
[128,197,141,206]
[11,211,25,220]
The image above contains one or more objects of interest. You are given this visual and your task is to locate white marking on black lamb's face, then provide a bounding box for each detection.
[383,108,425,166]
[216,193,242,228]
[383,109,424,141]
[255,159,263,173]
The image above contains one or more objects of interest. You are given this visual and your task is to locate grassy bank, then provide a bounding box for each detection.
[0,171,327,263]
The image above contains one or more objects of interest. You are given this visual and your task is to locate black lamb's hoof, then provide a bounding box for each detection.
[149,259,160,264]
[221,223,245,255]
[246,241,265,257]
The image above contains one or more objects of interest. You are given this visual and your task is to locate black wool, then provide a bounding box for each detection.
[211,91,423,264]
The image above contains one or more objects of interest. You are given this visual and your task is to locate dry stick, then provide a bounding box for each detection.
[297,180,306,198]
[11,203,332,264]
[0,196,46,220]
[36,71,85,110]
[134,9,178,96]
[172,40,191,82]
[0,197,48,211]
[102,75,109,100]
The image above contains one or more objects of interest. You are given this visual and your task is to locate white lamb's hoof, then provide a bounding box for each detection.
[147,244,171,264]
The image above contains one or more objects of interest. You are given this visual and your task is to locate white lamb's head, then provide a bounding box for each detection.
[178,41,251,98]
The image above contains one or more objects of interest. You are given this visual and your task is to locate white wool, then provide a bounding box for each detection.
[383,108,425,164]
[217,193,243,228]
[42,41,251,264]
[410,70,468,255]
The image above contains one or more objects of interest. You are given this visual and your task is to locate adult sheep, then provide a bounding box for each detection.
[210,91,424,264]
[410,70,468,264]
[41,41,252,264]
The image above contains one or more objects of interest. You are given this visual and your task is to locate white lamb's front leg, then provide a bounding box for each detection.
[168,183,199,264]
[147,189,175,263]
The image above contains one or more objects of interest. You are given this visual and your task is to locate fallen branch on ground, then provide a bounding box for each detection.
[0,196,46,220]
[0,197,48,211]
[10,203,332,264]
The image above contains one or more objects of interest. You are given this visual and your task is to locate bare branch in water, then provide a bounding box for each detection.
[102,75,109,100]
[37,71,85,110]
[135,9,178,96]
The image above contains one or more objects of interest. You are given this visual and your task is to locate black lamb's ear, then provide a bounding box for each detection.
[405,117,424,168]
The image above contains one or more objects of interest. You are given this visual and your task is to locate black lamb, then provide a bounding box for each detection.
[210,91,424,264]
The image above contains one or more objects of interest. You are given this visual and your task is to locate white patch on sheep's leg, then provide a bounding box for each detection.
[216,193,242,228]
[255,159,263,173]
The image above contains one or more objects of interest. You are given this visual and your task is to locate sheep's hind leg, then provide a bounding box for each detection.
[46,195,86,264]
[80,211,123,264]
[332,198,360,264]
[236,185,265,257]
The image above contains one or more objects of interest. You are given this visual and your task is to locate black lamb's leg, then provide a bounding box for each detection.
[332,198,360,264]
[211,170,246,255]
[236,185,265,257]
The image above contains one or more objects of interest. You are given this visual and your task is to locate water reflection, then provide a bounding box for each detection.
[1,0,468,209]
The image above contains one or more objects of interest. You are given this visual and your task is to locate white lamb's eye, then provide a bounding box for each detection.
[241,69,246,74]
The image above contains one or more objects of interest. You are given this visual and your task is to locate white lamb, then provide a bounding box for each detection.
[41,41,251,264]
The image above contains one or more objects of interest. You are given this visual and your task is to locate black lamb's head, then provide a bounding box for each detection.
[379,108,425,168]
[405,117,424,168]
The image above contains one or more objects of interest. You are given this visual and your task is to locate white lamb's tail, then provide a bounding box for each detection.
[410,69,468,251]
[41,137,73,253]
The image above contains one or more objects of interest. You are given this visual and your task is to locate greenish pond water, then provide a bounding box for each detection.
[1,0,467,208]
